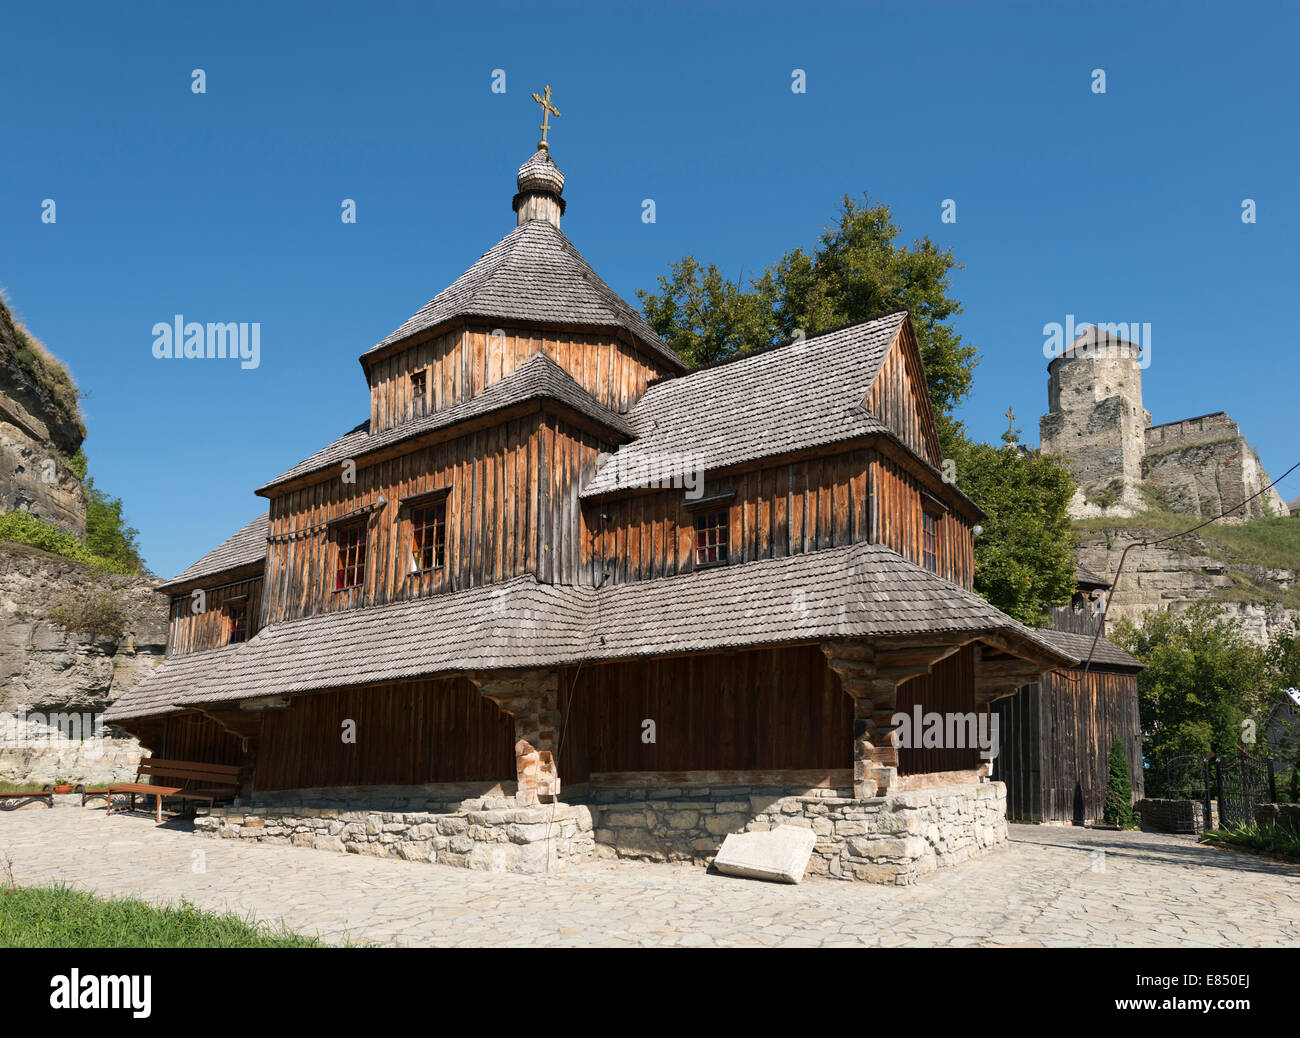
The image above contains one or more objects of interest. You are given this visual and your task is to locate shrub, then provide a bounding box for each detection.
[0,511,132,574]
[1103,738,1134,826]
[45,590,127,640]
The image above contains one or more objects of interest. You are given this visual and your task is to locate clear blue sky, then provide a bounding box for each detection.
[2,0,1296,578]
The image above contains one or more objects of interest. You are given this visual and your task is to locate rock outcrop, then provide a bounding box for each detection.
[1074,525,1298,645]
[0,295,87,534]
[0,542,167,784]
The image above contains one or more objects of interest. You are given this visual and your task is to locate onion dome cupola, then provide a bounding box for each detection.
[513,85,566,229]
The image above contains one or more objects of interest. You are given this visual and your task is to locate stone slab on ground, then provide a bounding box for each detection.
[713,825,816,884]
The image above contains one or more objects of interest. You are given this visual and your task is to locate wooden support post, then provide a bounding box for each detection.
[822,643,903,798]
[469,670,561,806]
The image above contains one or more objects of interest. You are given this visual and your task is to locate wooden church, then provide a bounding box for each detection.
[105,92,1092,882]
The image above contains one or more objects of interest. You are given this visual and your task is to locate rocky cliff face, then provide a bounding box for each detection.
[0,542,167,784]
[0,297,87,535]
[1074,525,1298,645]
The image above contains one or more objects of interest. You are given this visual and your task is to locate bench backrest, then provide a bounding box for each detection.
[136,758,241,789]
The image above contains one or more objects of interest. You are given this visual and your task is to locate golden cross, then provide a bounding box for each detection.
[1005,405,1016,433]
[531,84,561,150]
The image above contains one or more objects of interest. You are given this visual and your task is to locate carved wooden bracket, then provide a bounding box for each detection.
[822,634,981,798]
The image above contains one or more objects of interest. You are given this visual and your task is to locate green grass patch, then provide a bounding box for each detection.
[0,884,330,948]
[0,781,52,794]
[1201,822,1300,863]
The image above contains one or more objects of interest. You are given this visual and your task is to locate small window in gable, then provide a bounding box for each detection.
[335,521,367,591]
[410,369,428,417]
[694,509,730,567]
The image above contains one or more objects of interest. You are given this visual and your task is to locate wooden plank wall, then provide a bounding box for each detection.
[580,446,872,585]
[252,678,515,791]
[895,645,982,775]
[367,325,672,433]
[870,453,973,587]
[864,331,942,466]
[166,577,263,656]
[992,668,1144,823]
[262,417,542,623]
[555,646,852,783]
[148,712,247,767]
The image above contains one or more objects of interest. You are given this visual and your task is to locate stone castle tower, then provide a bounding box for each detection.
[1040,325,1287,521]
[1040,327,1150,515]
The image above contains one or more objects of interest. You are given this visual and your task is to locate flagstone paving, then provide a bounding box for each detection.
[1,806,1297,947]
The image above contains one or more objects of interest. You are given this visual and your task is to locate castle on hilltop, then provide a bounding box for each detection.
[1039,326,1288,521]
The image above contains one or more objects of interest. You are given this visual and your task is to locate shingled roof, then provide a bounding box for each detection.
[105,541,1075,722]
[257,353,633,494]
[581,313,905,498]
[156,512,269,592]
[1074,563,1110,589]
[365,220,682,370]
[1035,629,1143,670]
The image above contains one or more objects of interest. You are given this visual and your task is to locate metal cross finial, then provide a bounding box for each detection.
[1005,405,1016,433]
[531,84,561,151]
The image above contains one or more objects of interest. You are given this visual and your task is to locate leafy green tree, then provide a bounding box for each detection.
[946,434,1077,625]
[84,477,147,576]
[1112,604,1273,780]
[1103,738,1134,826]
[639,194,977,453]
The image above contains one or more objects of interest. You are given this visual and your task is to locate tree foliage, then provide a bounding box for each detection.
[947,435,1077,625]
[638,194,977,453]
[1111,604,1276,779]
[84,477,147,576]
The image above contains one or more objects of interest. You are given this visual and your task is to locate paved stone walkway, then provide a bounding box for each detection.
[1,806,1297,946]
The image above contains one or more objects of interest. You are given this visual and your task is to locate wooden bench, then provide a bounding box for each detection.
[107,759,241,823]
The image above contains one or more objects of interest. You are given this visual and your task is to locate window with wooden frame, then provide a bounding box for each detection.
[334,521,368,591]
[921,508,939,573]
[409,499,447,573]
[694,509,730,566]
[226,599,249,644]
[410,368,427,417]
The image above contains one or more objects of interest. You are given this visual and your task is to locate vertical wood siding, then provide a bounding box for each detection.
[260,417,545,624]
[991,668,1144,823]
[895,645,982,775]
[864,330,942,466]
[151,712,247,766]
[367,325,673,433]
[166,577,263,656]
[869,453,973,588]
[555,646,852,782]
[580,447,873,586]
[252,678,515,791]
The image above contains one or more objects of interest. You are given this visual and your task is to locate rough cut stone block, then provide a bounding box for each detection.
[713,825,817,884]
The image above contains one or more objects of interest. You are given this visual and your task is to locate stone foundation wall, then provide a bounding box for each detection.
[590,780,1008,885]
[1136,797,1212,834]
[186,781,1007,884]
[193,795,595,875]
[1253,802,1300,831]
